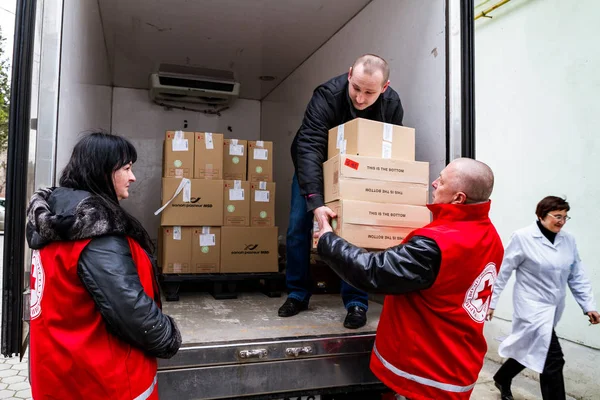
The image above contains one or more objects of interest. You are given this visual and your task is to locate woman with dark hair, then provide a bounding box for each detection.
[26,130,181,400]
[487,196,599,400]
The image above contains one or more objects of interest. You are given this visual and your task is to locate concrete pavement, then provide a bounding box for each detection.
[0,353,30,400]
[0,354,558,400]
[0,236,32,400]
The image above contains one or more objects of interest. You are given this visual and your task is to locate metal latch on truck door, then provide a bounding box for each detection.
[285,346,313,357]
[238,348,268,359]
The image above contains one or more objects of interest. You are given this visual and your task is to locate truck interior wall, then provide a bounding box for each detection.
[112,88,261,242]
[261,0,447,237]
[476,0,600,394]
[55,0,113,178]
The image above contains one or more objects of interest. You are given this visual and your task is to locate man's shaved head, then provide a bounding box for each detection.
[431,158,494,204]
[352,54,390,83]
[450,158,495,203]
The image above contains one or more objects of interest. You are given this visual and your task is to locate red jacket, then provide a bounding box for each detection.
[26,187,181,400]
[30,238,159,400]
[318,201,504,400]
[371,202,504,399]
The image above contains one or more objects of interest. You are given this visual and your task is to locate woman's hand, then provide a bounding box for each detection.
[586,311,600,325]
[486,308,495,321]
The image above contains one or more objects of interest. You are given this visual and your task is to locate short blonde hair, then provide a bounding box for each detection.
[352,54,390,82]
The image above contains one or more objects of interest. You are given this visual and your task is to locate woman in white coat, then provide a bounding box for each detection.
[487,196,599,400]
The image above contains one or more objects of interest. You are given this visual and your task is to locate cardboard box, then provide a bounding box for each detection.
[223,180,250,226]
[324,175,428,205]
[223,139,247,180]
[194,132,224,179]
[163,131,195,178]
[328,199,431,229]
[220,227,279,273]
[191,227,221,273]
[313,222,415,250]
[159,178,224,226]
[324,154,429,185]
[160,226,192,273]
[248,140,273,182]
[250,182,276,227]
[328,118,415,161]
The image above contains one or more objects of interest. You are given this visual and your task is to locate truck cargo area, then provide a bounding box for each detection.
[2,0,464,398]
[159,293,383,398]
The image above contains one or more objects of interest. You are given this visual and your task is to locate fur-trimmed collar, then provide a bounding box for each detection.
[26,187,152,252]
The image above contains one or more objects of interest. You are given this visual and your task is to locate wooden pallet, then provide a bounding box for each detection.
[159,271,285,301]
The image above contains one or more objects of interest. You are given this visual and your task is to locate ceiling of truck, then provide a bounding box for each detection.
[98,0,372,100]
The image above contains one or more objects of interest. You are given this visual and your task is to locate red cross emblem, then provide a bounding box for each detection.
[463,263,497,323]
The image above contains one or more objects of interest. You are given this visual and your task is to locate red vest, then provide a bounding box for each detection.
[30,237,160,400]
[370,201,504,400]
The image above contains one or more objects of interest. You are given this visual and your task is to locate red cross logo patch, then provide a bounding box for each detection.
[31,250,45,320]
[463,262,497,323]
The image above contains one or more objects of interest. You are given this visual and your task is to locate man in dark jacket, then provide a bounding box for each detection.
[314,158,504,400]
[279,54,404,329]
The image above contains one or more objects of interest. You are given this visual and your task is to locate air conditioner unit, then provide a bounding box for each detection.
[149,64,240,106]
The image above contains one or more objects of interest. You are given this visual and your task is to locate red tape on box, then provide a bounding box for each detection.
[344,158,359,170]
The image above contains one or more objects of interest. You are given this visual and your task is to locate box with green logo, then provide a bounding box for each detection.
[160,226,192,274]
[223,139,247,180]
[223,180,250,226]
[250,181,275,227]
[248,140,273,182]
[163,130,195,178]
[191,227,221,273]
[194,132,224,179]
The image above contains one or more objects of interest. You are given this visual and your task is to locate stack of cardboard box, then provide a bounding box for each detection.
[158,131,278,275]
[316,118,431,249]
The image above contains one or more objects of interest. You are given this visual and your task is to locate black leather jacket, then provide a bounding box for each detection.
[26,187,181,359]
[317,232,442,294]
[291,73,404,211]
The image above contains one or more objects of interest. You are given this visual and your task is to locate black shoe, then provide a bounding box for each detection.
[494,380,514,400]
[278,297,308,317]
[343,306,367,329]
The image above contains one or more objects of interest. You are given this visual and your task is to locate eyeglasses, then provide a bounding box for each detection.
[547,213,571,222]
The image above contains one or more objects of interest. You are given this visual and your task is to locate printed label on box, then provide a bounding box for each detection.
[229,144,244,156]
[229,188,245,201]
[344,158,359,170]
[172,131,188,152]
[173,226,182,240]
[205,132,214,149]
[200,234,216,246]
[255,190,270,202]
[254,148,268,160]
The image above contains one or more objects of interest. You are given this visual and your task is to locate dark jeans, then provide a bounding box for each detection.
[494,330,566,400]
[285,174,368,310]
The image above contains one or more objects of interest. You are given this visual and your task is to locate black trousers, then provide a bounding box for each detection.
[493,330,566,400]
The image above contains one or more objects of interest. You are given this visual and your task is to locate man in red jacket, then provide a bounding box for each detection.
[314,158,504,400]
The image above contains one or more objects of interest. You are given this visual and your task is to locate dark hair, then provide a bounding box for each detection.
[60,130,154,253]
[60,130,137,203]
[535,196,570,219]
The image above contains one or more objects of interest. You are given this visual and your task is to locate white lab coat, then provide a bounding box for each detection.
[490,222,597,373]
